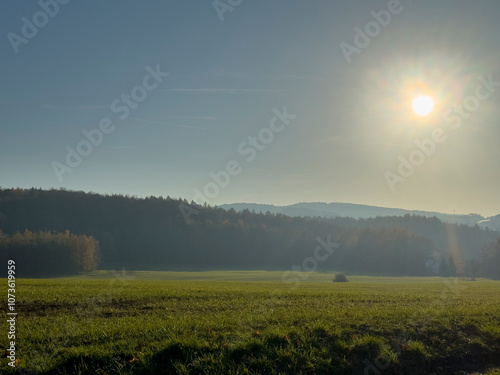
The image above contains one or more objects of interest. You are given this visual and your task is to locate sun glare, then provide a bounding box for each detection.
[412,95,435,116]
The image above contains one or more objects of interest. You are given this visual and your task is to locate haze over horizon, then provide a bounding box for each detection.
[2,0,500,216]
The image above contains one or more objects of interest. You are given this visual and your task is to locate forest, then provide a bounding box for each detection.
[0,187,498,278]
[0,229,99,277]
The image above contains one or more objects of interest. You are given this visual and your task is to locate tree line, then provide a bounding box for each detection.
[0,187,498,278]
[480,237,500,279]
[0,229,99,277]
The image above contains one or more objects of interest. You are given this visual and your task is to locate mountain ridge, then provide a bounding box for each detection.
[219,202,500,232]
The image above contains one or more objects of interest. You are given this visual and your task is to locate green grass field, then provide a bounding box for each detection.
[1,271,499,374]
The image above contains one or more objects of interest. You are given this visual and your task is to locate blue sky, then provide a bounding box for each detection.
[1,0,500,216]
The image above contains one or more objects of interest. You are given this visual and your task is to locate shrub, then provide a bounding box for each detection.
[333,273,348,282]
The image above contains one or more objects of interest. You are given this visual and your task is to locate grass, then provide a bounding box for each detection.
[1,271,499,374]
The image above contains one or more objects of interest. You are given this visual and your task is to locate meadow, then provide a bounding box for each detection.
[1,271,499,374]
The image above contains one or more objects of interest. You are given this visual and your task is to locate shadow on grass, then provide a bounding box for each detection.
[14,327,500,375]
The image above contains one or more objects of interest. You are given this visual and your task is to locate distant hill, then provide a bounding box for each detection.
[476,215,500,232]
[219,202,500,231]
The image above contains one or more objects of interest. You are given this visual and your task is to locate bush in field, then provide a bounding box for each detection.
[0,229,99,277]
[333,273,348,282]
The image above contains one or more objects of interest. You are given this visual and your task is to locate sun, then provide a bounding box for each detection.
[412,95,435,116]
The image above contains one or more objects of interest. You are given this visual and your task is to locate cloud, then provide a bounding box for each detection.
[315,136,345,145]
[162,115,217,120]
[211,71,327,82]
[41,104,109,111]
[107,147,140,150]
[267,74,324,82]
[129,117,205,130]
[162,88,286,94]
[41,104,67,110]
[70,105,109,110]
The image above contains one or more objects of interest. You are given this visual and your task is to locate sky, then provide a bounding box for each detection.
[1,0,500,216]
